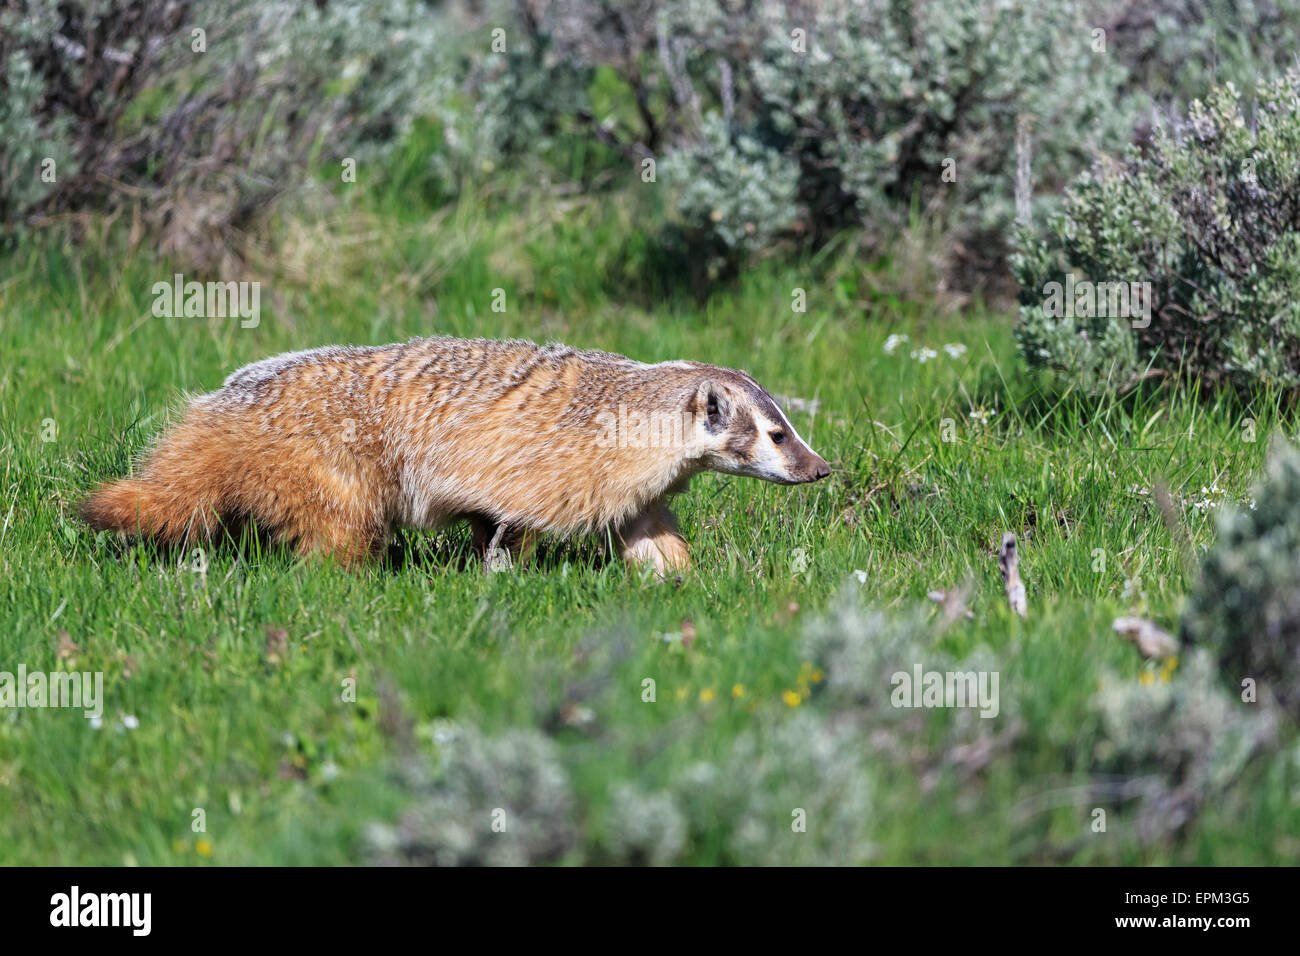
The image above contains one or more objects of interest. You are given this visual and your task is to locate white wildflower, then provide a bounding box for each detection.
[883,334,909,354]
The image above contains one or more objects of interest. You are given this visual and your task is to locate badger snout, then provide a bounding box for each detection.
[784,448,830,484]
[800,453,830,483]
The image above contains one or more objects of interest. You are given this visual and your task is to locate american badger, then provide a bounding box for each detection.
[79,337,829,573]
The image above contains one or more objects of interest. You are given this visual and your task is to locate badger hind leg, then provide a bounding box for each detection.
[615,499,692,577]
[257,462,388,569]
[293,521,385,569]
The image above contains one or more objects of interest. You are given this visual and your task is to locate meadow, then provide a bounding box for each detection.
[1,172,1295,865]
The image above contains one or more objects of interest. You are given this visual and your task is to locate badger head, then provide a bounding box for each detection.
[690,372,830,485]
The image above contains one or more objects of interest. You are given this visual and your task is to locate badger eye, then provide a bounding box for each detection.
[770,430,786,445]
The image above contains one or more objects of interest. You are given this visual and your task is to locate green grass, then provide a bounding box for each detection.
[1,185,1296,865]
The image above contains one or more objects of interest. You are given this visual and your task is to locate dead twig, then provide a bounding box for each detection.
[927,580,975,626]
[1113,617,1180,659]
[484,523,512,574]
[999,533,1027,617]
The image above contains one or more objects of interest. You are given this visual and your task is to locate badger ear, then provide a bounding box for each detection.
[694,381,729,432]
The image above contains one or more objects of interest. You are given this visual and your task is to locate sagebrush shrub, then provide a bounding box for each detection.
[687,0,1126,267]
[1094,0,1300,104]
[0,0,175,238]
[676,713,875,865]
[599,783,687,866]
[1182,437,1300,720]
[1013,72,1300,394]
[1090,649,1275,840]
[361,584,1284,864]
[480,1,1128,278]
[665,116,799,259]
[365,723,576,866]
[0,0,452,261]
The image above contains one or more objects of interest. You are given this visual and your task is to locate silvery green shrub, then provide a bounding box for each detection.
[456,16,593,177]
[1097,0,1300,104]
[599,783,687,866]
[690,0,1126,267]
[0,0,453,257]
[1013,72,1300,394]
[365,723,576,866]
[671,713,875,865]
[0,0,179,240]
[0,3,77,235]
[666,116,799,259]
[1090,649,1275,840]
[800,590,1019,787]
[1182,438,1300,720]
[500,0,1128,275]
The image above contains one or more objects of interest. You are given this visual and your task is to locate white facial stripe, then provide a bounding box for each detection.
[736,371,809,448]
[775,404,805,445]
[759,398,809,449]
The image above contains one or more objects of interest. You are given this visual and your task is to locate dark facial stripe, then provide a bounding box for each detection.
[725,407,757,461]
[739,379,787,429]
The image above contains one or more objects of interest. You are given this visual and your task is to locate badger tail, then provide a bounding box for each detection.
[78,472,226,545]
[79,473,231,544]
[78,478,147,533]
[77,403,249,545]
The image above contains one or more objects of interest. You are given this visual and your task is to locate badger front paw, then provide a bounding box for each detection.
[615,501,692,578]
